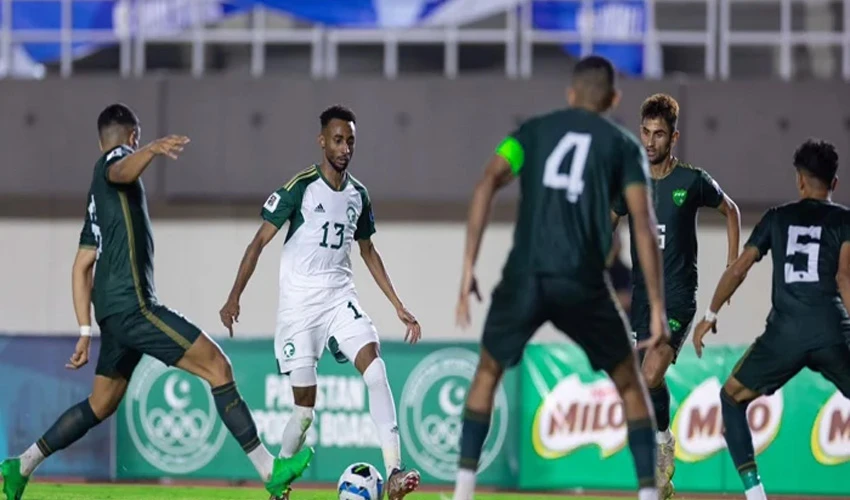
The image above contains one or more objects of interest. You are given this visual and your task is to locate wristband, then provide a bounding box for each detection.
[80,325,92,337]
[704,309,717,323]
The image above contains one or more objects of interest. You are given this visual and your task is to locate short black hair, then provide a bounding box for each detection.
[571,55,616,108]
[641,93,679,133]
[793,139,839,187]
[320,105,356,129]
[97,103,139,136]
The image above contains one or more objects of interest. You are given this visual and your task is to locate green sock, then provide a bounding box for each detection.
[740,468,761,490]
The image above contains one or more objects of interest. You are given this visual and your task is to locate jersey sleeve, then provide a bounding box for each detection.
[744,209,775,261]
[79,214,97,250]
[698,170,725,208]
[620,136,650,191]
[102,146,130,183]
[612,193,628,216]
[494,120,534,176]
[79,193,97,250]
[355,192,376,241]
[260,188,297,229]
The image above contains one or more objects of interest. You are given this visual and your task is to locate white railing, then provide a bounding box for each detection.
[0,0,848,80]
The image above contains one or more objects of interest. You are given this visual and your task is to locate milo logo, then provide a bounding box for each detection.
[399,348,509,481]
[125,356,228,474]
[811,390,850,465]
[532,374,626,459]
[672,378,783,462]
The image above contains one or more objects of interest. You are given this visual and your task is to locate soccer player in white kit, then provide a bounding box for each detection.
[220,105,423,500]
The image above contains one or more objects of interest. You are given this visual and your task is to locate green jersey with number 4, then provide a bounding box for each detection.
[261,165,375,310]
[494,108,649,287]
[613,161,725,308]
[747,199,850,347]
[79,145,158,322]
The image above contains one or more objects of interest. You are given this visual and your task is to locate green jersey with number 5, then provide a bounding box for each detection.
[494,108,649,286]
[79,145,158,322]
[746,199,850,346]
[260,165,374,311]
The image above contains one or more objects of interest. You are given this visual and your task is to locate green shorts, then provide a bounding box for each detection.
[481,275,634,374]
[95,304,202,379]
[631,299,696,362]
[733,326,850,397]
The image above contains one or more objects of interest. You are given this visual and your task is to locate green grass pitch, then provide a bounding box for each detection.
[6,483,677,500]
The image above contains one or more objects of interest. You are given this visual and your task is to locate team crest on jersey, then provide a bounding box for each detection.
[672,189,688,207]
[346,205,358,224]
[282,342,295,358]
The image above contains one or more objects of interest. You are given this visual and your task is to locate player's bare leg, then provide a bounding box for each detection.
[352,342,420,499]
[452,347,503,500]
[720,377,767,500]
[176,333,313,499]
[2,375,127,500]
[608,353,660,500]
[641,344,677,499]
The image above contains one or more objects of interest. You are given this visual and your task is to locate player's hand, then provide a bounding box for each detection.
[638,307,671,351]
[397,307,421,344]
[692,318,718,358]
[455,266,482,330]
[219,298,240,337]
[66,336,91,370]
[149,135,190,160]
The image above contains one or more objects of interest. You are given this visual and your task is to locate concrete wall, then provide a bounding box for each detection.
[1,78,849,212]
[0,219,771,346]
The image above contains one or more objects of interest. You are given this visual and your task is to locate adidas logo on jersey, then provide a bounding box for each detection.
[315,203,325,213]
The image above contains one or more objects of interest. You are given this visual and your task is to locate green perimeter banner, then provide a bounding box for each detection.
[520,343,850,496]
[115,340,519,488]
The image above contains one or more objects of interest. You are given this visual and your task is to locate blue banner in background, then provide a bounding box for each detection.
[1,0,646,76]
[0,336,111,479]
[534,0,646,76]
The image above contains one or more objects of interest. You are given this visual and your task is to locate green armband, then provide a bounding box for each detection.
[495,136,525,175]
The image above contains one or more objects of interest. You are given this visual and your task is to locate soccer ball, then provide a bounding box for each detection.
[338,462,384,500]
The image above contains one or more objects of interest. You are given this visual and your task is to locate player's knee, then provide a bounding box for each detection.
[722,377,756,405]
[290,366,318,407]
[609,355,641,393]
[206,352,234,387]
[361,358,388,389]
[641,364,665,389]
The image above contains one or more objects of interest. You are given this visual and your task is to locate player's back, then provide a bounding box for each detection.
[503,107,646,287]
[756,199,850,341]
[82,145,157,321]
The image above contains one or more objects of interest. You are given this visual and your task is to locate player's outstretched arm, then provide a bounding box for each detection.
[107,135,190,184]
[717,194,742,267]
[835,242,850,314]
[693,246,759,357]
[623,183,666,337]
[69,247,96,369]
[456,155,515,328]
[220,221,279,336]
[358,239,421,344]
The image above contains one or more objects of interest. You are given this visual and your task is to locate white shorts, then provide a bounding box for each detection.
[274,295,379,374]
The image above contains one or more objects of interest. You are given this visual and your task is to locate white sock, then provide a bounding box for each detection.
[745,484,767,500]
[638,487,659,500]
[247,445,275,482]
[362,358,401,478]
[19,444,46,477]
[279,405,314,459]
[656,429,673,444]
[453,468,477,500]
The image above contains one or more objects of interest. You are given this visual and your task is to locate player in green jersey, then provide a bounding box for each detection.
[692,139,850,500]
[0,104,311,500]
[451,56,670,500]
[611,93,742,498]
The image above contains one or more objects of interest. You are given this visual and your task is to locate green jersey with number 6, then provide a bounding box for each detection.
[746,199,850,347]
[495,108,650,286]
[78,145,158,322]
[261,165,375,311]
[613,161,725,308]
